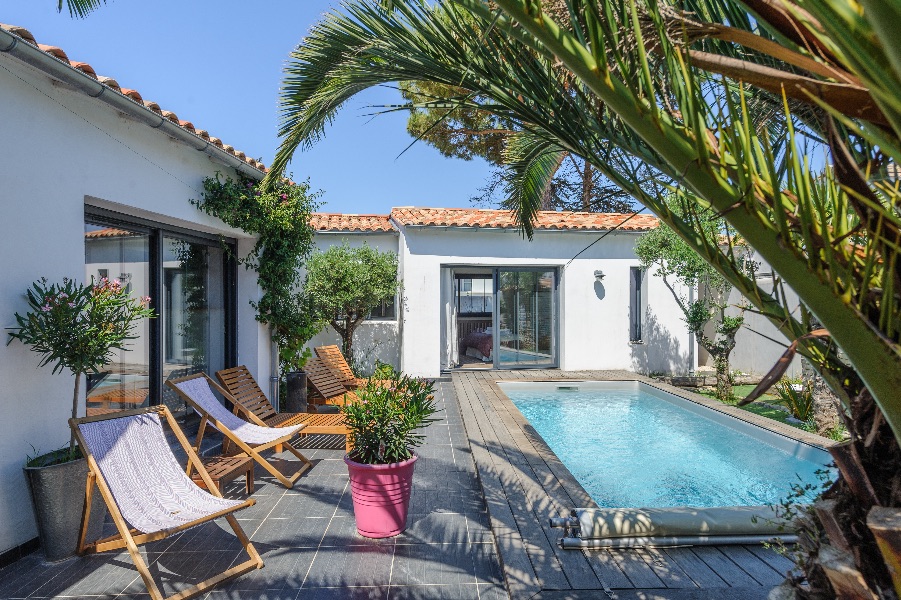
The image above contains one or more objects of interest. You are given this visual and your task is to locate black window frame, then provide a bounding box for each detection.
[455,274,493,317]
[629,266,644,342]
[85,206,238,406]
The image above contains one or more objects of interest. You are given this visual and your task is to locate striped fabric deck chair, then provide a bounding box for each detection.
[167,373,312,488]
[70,405,262,600]
[314,344,367,388]
[216,365,353,453]
[304,357,360,410]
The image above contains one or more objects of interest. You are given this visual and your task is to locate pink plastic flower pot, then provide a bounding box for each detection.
[344,454,417,538]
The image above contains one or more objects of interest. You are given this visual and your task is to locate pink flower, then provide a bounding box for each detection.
[67,302,75,308]
[41,305,51,312]
[58,293,68,299]
[280,193,288,200]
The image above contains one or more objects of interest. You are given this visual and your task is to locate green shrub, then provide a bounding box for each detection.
[773,380,814,422]
[342,371,439,464]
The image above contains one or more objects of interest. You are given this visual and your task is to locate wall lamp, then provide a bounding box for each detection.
[594,270,605,282]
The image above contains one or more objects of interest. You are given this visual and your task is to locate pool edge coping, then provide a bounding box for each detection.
[452,369,798,596]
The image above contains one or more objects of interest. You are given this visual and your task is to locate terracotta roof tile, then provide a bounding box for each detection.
[71,61,97,79]
[389,207,658,231]
[1,24,35,45]
[310,213,395,233]
[0,22,265,174]
[120,88,143,103]
[97,76,120,92]
[37,44,69,63]
[85,227,141,239]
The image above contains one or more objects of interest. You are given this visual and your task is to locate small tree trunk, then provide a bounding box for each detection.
[802,358,841,434]
[70,371,81,455]
[714,353,732,401]
[581,160,593,211]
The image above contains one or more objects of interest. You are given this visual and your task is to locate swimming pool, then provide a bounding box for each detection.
[499,381,832,508]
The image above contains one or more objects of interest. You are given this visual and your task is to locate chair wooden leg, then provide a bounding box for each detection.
[77,472,96,554]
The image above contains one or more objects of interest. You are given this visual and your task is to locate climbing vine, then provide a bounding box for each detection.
[192,173,323,373]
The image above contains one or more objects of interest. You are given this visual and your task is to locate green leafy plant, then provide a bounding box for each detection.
[8,277,155,458]
[372,360,398,380]
[193,173,323,374]
[342,372,439,464]
[773,380,815,423]
[304,243,400,361]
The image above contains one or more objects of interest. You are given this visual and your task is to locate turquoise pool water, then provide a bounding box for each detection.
[500,381,832,508]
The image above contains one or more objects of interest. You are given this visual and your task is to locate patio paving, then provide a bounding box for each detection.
[0,379,506,600]
[0,371,805,600]
[453,369,801,600]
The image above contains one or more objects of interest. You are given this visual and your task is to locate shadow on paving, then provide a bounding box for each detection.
[0,380,507,600]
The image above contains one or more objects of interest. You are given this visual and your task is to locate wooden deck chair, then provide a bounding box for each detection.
[304,357,361,409]
[216,365,353,453]
[314,344,367,388]
[70,405,262,600]
[166,373,312,488]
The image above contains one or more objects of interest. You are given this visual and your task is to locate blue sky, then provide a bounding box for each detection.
[3,1,493,214]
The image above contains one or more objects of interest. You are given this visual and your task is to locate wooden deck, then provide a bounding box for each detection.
[453,369,803,599]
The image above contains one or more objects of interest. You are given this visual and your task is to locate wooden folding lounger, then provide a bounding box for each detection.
[70,405,262,600]
[304,357,360,410]
[216,365,353,453]
[167,373,313,488]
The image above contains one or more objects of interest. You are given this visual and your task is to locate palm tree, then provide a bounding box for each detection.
[57,0,107,18]
[266,0,901,594]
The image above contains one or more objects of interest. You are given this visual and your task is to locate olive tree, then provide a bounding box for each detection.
[635,200,753,400]
[304,243,400,364]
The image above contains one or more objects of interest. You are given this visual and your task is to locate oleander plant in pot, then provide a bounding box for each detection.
[7,277,154,560]
[341,372,438,538]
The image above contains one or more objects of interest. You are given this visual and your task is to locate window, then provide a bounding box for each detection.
[368,296,396,320]
[629,267,644,342]
[85,209,236,416]
[455,275,493,316]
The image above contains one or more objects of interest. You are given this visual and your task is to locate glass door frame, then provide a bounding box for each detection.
[491,266,560,370]
[85,206,238,405]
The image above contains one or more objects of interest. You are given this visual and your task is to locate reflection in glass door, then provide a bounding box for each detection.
[495,269,557,368]
[84,223,151,414]
[161,237,227,417]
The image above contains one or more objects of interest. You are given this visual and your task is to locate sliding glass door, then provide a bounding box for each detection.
[495,269,557,368]
[86,209,236,416]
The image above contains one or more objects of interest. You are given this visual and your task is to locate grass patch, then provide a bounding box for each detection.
[696,385,801,428]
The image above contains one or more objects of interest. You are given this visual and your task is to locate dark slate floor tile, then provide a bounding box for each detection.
[303,546,394,588]
[294,585,388,600]
[155,550,244,599]
[321,517,395,548]
[387,584,483,600]
[224,547,316,592]
[251,517,328,548]
[472,543,504,585]
[269,486,343,519]
[390,544,477,586]
[303,459,349,478]
[396,513,470,545]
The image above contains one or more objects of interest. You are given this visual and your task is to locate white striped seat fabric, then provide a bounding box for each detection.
[78,413,244,534]
[175,377,303,446]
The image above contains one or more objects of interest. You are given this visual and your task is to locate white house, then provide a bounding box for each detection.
[0,20,797,565]
[0,22,273,563]
[304,208,695,378]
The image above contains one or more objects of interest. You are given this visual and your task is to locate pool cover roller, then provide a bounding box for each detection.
[550,506,797,548]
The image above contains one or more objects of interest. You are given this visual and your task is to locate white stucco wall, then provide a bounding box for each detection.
[302,232,401,375]
[698,255,803,379]
[396,224,692,378]
[0,54,268,554]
